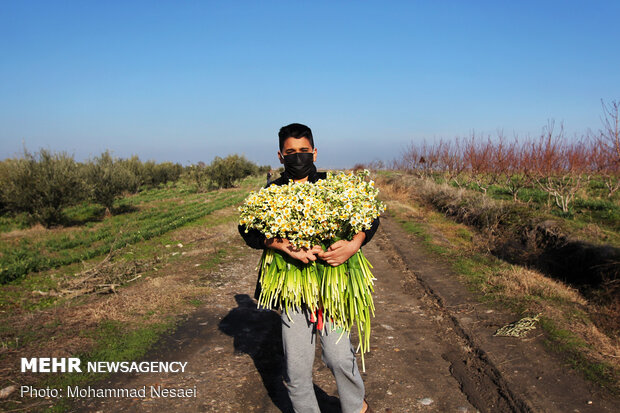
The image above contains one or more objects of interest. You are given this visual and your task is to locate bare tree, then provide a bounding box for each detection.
[463,132,494,195]
[595,100,620,198]
[531,121,587,213]
[439,138,466,187]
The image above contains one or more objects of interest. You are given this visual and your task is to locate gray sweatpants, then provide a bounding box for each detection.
[281,306,365,413]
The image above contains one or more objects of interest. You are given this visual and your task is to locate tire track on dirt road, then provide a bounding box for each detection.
[375,218,529,413]
[381,215,620,413]
[70,221,483,412]
[72,217,619,412]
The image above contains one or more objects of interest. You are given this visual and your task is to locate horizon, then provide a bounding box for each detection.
[1,1,619,169]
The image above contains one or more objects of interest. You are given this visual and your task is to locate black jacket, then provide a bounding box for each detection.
[238,166,380,300]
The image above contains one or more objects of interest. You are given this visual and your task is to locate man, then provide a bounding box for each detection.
[238,123,378,413]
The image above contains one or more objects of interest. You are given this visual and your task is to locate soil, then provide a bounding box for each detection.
[67,217,620,413]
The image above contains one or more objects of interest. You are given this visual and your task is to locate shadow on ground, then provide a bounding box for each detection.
[219,294,341,413]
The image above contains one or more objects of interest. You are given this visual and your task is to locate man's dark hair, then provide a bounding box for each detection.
[278,123,314,151]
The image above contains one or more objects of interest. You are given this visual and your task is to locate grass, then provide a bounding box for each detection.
[449,175,620,237]
[47,318,176,389]
[0,181,251,284]
[540,317,618,391]
[383,190,619,392]
[0,174,265,412]
[396,170,620,241]
[0,211,31,232]
[41,318,177,412]
[387,206,449,256]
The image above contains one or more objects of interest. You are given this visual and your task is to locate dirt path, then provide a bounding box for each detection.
[71,217,620,412]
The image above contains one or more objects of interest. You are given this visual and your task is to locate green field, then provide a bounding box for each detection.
[0,181,252,285]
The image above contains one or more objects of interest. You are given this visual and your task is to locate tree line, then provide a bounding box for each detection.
[0,150,268,227]
[394,100,620,213]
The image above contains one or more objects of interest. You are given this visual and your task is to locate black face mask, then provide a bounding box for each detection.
[282,152,315,180]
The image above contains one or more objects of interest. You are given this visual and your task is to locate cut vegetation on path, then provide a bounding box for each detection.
[1,173,619,412]
[376,172,620,393]
[0,178,259,412]
[69,215,620,412]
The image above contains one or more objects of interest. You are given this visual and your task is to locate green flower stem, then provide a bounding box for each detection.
[257,243,377,372]
[257,249,321,318]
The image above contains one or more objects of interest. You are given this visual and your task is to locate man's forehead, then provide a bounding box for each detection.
[282,136,312,149]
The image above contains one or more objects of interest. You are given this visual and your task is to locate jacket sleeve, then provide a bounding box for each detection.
[361,217,380,247]
[238,224,266,250]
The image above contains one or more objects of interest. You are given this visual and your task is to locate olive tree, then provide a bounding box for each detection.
[84,151,138,214]
[207,154,258,188]
[0,149,86,227]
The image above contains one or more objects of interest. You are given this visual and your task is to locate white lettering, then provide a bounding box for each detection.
[66,385,78,397]
[21,358,37,372]
[108,361,121,373]
[39,358,50,372]
[67,386,147,398]
[178,361,188,372]
[52,358,64,372]
[21,357,82,373]
[68,357,82,372]
[128,362,139,373]
[150,385,197,397]
[20,386,60,398]
[83,360,188,373]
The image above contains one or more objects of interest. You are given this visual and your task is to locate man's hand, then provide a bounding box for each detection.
[317,232,366,267]
[265,237,323,264]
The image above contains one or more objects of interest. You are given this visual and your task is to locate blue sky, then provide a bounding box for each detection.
[1,1,618,168]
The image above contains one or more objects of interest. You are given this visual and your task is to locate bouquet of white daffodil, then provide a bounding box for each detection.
[238,170,385,370]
